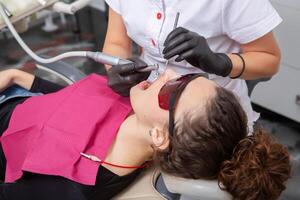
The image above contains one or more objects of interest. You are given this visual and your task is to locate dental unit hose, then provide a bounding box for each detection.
[0,3,158,70]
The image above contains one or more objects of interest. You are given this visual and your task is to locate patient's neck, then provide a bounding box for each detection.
[103,114,154,176]
[118,113,154,157]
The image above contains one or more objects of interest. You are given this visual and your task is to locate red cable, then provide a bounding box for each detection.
[81,153,148,169]
[100,160,148,169]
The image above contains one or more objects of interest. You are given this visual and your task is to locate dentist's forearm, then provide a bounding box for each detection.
[228,32,281,80]
[228,51,280,80]
[11,69,35,90]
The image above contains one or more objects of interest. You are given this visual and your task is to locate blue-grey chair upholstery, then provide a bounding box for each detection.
[246,77,271,96]
[36,60,86,85]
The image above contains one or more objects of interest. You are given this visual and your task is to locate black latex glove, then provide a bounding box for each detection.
[107,57,151,96]
[163,27,232,77]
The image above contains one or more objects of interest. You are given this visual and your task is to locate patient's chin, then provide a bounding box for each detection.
[129,85,139,100]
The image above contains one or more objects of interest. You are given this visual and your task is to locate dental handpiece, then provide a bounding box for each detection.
[86,52,158,72]
[137,64,159,72]
[86,51,132,65]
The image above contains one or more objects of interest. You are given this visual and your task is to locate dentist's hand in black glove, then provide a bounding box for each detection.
[163,27,232,77]
[107,57,151,97]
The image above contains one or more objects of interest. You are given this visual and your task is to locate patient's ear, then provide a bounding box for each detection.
[151,128,169,150]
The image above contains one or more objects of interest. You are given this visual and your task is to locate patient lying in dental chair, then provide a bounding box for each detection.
[0,69,291,200]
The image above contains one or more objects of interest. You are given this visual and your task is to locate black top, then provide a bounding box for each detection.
[0,77,143,200]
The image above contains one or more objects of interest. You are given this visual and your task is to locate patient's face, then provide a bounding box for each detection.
[130,70,217,128]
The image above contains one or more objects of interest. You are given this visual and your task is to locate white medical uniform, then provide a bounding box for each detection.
[105,0,282,133]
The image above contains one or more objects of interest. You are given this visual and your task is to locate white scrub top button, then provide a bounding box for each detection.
[156,12,162,20]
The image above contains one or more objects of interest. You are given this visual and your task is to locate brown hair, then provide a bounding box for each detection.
[155,86,291,199]
[219,129,291,200]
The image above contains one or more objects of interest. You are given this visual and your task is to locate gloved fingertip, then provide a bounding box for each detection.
[175,56,183,62]
[163,40,168,47]
[162,48,168,55]
[164,37,172,46]
[164,54,172,60]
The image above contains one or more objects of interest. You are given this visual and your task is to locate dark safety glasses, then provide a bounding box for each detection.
[158,73,208,137]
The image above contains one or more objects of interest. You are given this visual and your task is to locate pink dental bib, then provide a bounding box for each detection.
[0,74,132,185]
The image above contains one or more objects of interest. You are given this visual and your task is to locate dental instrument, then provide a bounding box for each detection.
[164,12,180,69]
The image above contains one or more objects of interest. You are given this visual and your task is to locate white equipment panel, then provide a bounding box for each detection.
[252,0,300,123]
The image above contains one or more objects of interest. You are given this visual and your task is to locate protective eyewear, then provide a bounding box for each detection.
[158,73,208,137]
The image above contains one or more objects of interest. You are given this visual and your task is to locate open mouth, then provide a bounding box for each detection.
[137,81,151,90]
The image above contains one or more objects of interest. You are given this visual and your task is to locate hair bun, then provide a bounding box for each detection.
[218,129,291,200]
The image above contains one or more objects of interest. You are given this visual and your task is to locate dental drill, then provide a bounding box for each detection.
[0,2,158,72]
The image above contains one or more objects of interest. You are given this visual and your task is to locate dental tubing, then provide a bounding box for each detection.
[0,3,133,66]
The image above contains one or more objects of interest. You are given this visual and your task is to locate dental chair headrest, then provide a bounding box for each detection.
[162,173,232,200]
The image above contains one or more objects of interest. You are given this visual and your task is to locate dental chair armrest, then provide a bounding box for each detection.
[36,60,86,85]
[161,173,232,200]
[113,167,166,200]
[246,77,272,96]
